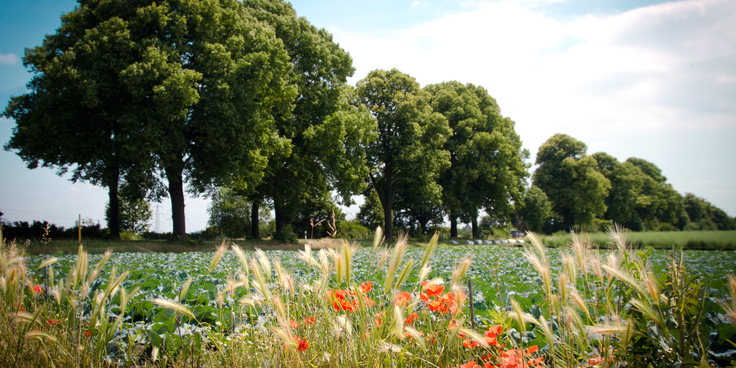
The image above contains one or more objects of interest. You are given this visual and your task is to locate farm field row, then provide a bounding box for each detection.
[8,233,736,367]
[18,230,736,256]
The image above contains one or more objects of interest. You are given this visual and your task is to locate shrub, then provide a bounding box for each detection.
[337,220,371,240]
[273,227,298,244]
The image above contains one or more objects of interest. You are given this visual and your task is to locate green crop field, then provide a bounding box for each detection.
[2,230,732,367]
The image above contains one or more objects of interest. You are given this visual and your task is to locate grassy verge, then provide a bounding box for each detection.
[539,230,736,250]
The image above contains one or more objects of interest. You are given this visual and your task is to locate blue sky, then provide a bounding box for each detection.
[1,0,735,232]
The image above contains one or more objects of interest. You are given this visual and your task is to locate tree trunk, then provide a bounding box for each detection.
[419,215,429,235]
[275,203,286,233]
[166,168,186,241]
[251,200,260,239]
[472,217,479,239]
[450,216,458,238]
[107,169,121,240]
[382,179,393,242]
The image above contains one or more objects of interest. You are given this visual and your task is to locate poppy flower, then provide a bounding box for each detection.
[303,316,315,325]
[84,331,91,338]
[34,285,43,293]
[463,338,479,348]
[360,282,372,293]
[395,292,411,307]
[296,337,308,352]
[454,361,480,368]
[290,320,299,329]
[448,319,461,330]
[589,356,602,365]
[421,281,444,297]
[404,312,418,325]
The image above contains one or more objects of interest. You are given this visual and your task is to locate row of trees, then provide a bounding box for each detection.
[5,0,529,241]
[515,134,736,233]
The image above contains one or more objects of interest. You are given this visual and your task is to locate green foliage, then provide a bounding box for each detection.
[243,1,373,234]
[533,134,611,230]
[208,188,254,239]
[272,227,298,244]
[425,81,529,234]
[357,189,385,231]
[337,220,371,240]
[5,0,298,240]
[515,186,553,233]
[684,193,736,231]
[356,69,451,240]
[105,194,152,234]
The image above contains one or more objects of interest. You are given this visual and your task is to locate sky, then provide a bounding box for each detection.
[1,0,735,232]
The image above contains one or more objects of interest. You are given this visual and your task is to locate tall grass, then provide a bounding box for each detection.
[1,225,734,367]
[540,230,736,250]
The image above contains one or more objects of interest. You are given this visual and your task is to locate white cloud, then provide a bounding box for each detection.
[0,53,20,64]
[333,0,736,214]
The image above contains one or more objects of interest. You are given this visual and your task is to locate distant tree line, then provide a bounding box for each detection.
[514,134,736,234]
[3,1,732,241]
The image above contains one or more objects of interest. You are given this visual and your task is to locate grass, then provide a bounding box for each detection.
[20,230,736,255]
[539,230,736,250]
[3,226,736,367]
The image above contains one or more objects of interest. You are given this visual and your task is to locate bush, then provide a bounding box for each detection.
[273,227,298,244]
[337,220,371,240]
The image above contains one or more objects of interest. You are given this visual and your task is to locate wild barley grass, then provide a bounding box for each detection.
[2,226,735,367]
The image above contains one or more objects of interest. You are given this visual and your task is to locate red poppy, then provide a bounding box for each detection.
[84,331,91,338]
[303,316,315,325]
[296,337,308,352]
[484,326,502,346]
[448,319,460,330]
[454,361,480,368]
[34,285,43,293]
[289,320,299,329]
[395,292,411,307]
[422,281,444,297]
[405,312,418,325]
[360,282,372,293]
[463,338,479,348]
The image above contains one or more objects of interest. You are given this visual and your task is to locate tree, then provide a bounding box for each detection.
[3,3,161,239]
[242,1,374,236]
[355,69,451,241]
[515,186,553,233]
[683,193,735,231]
[120,0,295,240]
[425,81,528,238]
[533,134,610,230]
[624,158,687,230]
[357,189,385,231]
[106,196,152,234]
[6,0,296,241]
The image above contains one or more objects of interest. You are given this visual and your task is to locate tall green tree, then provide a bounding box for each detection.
[515,186,553,233]
[624,158,687,230]
[241,1,374,235]
[5,0,296,241]
[683,193,735,230]
[355,69,451,241]
[533,134,610,230]
[3,3,158,239]
[425,81,529,238]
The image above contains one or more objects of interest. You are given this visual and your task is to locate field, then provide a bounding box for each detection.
[3,231,736,367]
[539,230,736,250]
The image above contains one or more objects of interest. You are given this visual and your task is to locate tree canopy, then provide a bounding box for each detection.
[425,81,528,237]
[5,0,297,240]
[533,134,611,230]
[236,0,374,237]
[355,69,451,241]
